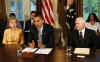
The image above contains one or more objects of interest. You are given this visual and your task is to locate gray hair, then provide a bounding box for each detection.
[75,17,86,24]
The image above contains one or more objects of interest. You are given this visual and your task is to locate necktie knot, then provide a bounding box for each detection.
[80,32,82,35]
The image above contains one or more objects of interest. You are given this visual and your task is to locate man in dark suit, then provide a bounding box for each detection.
[27,14,55,48]
[24,11,36,31]
[24,11,36,45]
[68,17,98,48]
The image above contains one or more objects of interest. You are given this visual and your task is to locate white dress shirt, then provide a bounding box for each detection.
[38,25,43,42]
[79,28,85,38]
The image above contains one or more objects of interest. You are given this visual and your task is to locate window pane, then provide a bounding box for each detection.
[30,0,36,11]
[83,0,99,20]
[10,0,16,12]
[16,0,24,21]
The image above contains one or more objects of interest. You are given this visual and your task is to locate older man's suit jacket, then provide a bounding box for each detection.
[68,28,99,48]
[28,24,55,48]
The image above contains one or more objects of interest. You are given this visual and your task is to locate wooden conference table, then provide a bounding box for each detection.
[71,49,100,62]
[0,47,66,62]
[1,46,100,62]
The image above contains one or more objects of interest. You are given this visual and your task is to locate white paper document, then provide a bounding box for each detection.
[35,48,53,54]
[74,48,90,55]
[24,30,30,32]
[22,47,37,53]
[77,55,86,58]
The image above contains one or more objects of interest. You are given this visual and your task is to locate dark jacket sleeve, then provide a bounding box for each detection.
[90,30,99,49]
[68,30,75,48]
[27,25,38,47]
[24,20,31,31]
[43,24,55,48]
[27,30,33,43]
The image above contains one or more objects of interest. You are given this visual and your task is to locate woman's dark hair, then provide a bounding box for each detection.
[86,13,100,22]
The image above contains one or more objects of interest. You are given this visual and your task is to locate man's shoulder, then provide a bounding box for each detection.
[70,29,77,33]
[68,30,77,36]
[85,28,96,35]
[44,23,53,28]
[43,24,54,32]
[85,28,95,32]
[25,19,31,23]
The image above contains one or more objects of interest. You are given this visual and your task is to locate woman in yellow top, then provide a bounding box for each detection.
[2,17,24,47]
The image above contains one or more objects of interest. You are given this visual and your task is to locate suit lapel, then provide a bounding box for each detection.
[42,24,48,43]
[74,30,79,40]
[42,24,45,42]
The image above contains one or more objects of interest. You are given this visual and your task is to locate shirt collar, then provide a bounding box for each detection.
[31,20,33,24]
[79,28,85,38]
[38,25,43,33]
[79,28,85,33]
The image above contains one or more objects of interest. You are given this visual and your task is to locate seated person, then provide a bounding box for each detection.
[24,11,36,45]
[27,14,55,48]
[68,17,98,48]
[86,13,100,36]
[2,17,24,47]
[8,13,22,29]
[24,11,36,31]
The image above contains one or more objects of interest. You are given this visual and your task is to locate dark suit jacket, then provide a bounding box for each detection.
[24,19,31,31]
[28,24,55,48]
[68,28,98,48]
[24,20,32,45]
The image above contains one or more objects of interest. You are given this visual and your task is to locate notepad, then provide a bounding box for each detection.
[74,48,90,55]
[22,47,37,53]
[35,48,53,54]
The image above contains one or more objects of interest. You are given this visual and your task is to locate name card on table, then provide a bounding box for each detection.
[74,48,90,55]
[35,48,53,54]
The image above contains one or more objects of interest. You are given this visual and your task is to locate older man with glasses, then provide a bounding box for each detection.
[68,17,99,49]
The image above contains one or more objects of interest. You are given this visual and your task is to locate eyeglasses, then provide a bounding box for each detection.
[31,16,35,18]
[33,20,40,23]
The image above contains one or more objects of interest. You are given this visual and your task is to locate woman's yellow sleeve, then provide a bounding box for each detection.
[3,30,7,44]
[20,30,24,45]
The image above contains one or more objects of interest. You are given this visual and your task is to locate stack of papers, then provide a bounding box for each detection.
[22,47,37,53]
[35,48,53,54]
[74,48,90,55]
